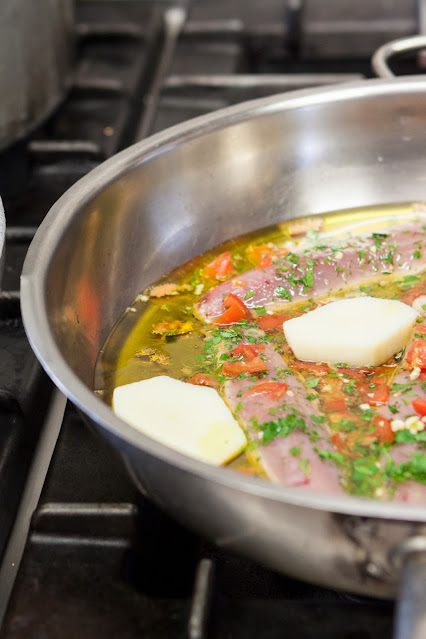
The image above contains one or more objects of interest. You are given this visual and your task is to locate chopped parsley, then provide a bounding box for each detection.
[257,413,307,445]
[275,286,291,301]
[306,378,320,388]
[318,450,345,465]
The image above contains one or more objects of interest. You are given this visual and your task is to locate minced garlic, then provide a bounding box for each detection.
[391,415,425,434]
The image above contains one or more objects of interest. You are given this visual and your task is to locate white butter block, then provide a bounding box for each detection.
[283,296,418,368]
[112,376,246,465]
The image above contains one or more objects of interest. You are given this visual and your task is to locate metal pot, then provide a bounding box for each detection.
[0,0,74,151]
[21,38,426,638]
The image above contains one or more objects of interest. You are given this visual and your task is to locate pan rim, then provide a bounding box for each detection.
[21,75,426,522]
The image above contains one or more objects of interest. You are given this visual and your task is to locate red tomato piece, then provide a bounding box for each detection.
[226,293,251,317]
[258,255,272,269]
[372,415,394,444]
[291,360,329,375]
[214,292,250,326]
[331,432,345,452]
[213,303,246,326]
[371,374,388,385]
[246,381,288,400]
[204,251,234,280]
[324,396,347,412]
[230,343,265,362]
[400,284,426,306]
[368,384,390,406]
[258,313,292,331]
[407,339,426,369]
[412,398,426,417]
[336,367,367,381]
[222,357,268,377]
[222,343,268,377]
[187,373,219,389]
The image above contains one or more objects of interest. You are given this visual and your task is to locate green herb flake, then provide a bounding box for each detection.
[275,286,291,301]
[257,413,307,445]
[254,306,266,315]
[286,253,300,265]
[343,380,357,395]
[318,450,345,465]
[306,378,320,388]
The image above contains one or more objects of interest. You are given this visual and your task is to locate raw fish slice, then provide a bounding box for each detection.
[196,219,426,322]
[217,336,344,493]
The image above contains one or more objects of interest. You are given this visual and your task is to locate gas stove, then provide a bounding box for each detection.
[0,1,423,637]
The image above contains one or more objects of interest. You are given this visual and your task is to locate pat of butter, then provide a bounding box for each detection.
[283,296,418,368]
[112,376,246,465]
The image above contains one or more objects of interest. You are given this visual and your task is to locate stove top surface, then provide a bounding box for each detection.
[0,1,423,636]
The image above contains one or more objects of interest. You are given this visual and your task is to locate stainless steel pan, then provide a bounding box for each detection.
[0,0,74,150]
[21,37,426,638]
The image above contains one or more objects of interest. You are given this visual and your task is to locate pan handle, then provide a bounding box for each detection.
[372,35,426,78]
[393,538,426,639]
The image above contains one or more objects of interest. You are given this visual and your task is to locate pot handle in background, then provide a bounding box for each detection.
[393,539,426,639]
[372,35,426,78]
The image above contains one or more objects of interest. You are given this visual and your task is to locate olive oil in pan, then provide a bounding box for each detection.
[95,202,426,492]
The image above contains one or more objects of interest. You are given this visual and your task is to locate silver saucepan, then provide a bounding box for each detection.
[21,36,426,638]
[0,0,74,151]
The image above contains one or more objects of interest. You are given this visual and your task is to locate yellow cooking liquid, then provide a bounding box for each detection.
[95,202,426,491]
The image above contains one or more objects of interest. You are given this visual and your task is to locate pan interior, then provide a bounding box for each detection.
[22,79,426,522]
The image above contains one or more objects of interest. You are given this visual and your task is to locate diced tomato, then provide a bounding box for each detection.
[354,380,389,406]
[246,381,288,400]
[372,415,394,444]
[407,338,426,369]
[291,360,329,375]
[412,398,426,417]
[331,432,346,452]
[230,343,265,361]
[204,252,234,280]
[258,313,292,331]
[324,396,347,412]
[336,367,367,381]
[214,292,250,326]
[222,343,268,377]
[214,303,246,326]
[400,284,426,306]
[371,374,388,385]
[420,371,426,381]
[187,373,219,389]
[246,244,289,268]
[222,357,268,377]
[246,244,275,267]
[416,324,426,335]
[227,293,251,316]
[368,384,390,406]
[371,365,395,385]
[258,255,272,269]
